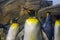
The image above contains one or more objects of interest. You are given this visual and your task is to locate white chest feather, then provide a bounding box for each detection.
[6,23,19,40]
[54,20,60,40]
[24,17,41,40]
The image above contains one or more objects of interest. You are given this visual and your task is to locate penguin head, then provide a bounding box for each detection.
[23,7,35,17]
[28,10,35,17]
[46,12,51,17]
[56,15,60,20]
[10,17,19,24]
[12,18,17,23]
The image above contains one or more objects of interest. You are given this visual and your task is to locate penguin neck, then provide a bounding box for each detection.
[29,16,36,18]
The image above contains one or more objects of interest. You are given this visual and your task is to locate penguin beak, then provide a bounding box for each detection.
[23,7,32,14]
[25,9,31,13]
[46,13,49,16]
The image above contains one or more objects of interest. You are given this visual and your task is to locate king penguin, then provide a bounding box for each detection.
[23,10,42,40]
[6,18,19,40]
[54,20,60,40]
[42,12,54,40]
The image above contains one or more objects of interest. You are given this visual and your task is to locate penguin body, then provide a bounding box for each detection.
[54,20,60,40]
[24,17,41,40]
[39,18,48,40]
[6,23,19,40]
[40,12,54,40]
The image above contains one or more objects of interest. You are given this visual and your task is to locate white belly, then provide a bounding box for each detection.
[24,18,41,40]
[54,25,60,40]
[42,30,48,40]
[6,23,19,40]
[54,20,60,40]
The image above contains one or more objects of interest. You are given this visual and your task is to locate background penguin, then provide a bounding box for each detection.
[54,15,60,40]
[23,10,42,40]
[6,18,19,40]
[42,12,54,40]
[54,20,60,40]
[39,16,48,40]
